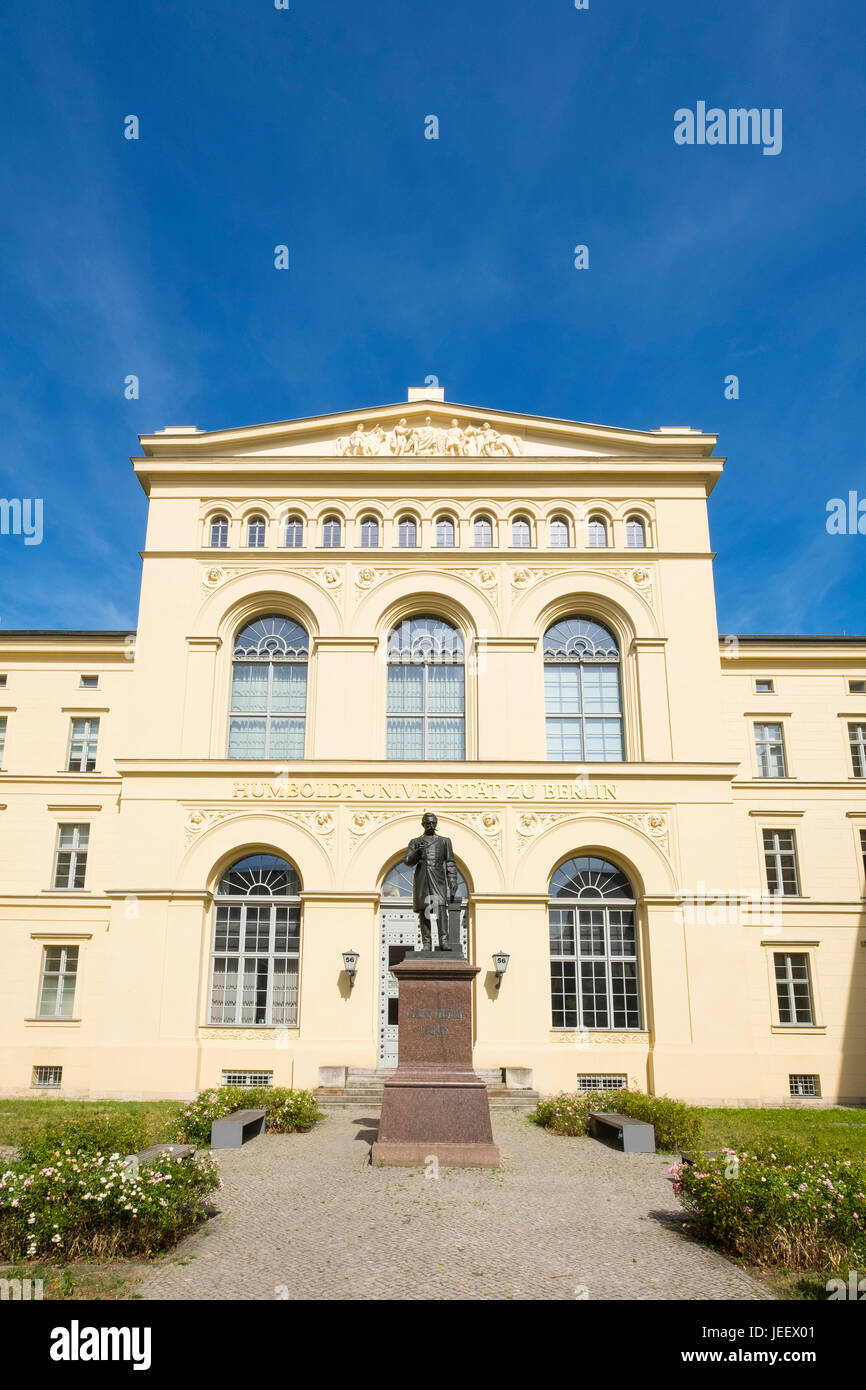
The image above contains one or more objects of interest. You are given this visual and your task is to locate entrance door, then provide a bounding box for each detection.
[377,901,470,1068]
[378,907,420,1068]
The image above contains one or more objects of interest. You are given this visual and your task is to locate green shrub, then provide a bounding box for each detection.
[531,1088,703,1152]
[0,1149,220,1261]
[172,1087,323,1147]
[673,1147,866,1270]
[17,1112,155,1167]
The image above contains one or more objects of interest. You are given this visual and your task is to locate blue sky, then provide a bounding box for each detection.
[1,0,864,633]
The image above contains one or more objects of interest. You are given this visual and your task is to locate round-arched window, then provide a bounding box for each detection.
[543,617,623,762]
[360,515,379,548]
[210,854,302,1026]
[436,515,456,547]
[247,515,267,548]
[587,515,607,548]
[386,616,465,760]
[210,515,229,548]
[512,516,531,548]
[398,515,418,547]
[228,616,309,759]
[549,515,569,548]
[548,856,639,1030]
[381,859,468,901]
[626,515,646,548]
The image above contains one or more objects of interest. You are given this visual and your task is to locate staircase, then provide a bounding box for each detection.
[315,1067,539,1111]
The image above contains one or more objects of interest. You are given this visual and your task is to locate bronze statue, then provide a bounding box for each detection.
[404,811,461,952]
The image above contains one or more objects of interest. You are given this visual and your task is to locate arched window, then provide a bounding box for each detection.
[436,516,455,548]
[228,615,309,759]
[284,516,304,548]
[626,515,646,548]
[512,516,531,548]
[210,854,301,1026]
[549,516,569,549]
[473,515,493,547]
[549,855,639,1030]
[381,859,468,901]
[322,515,342,548]
[398,515,418,548]
[587,516,607,548]
[360,515,379,548]
[247,515,267,548]
[386,616,465,760]
[210,515,229,548]
[543,617,623,761]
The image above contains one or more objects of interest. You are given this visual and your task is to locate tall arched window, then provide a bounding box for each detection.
[247,515,267,548]
[360,515,379,548]
[549,855,639,1029]
[210,854,301,1026]
[386,616,465,759]
[473,515,493,547]
[512,516,531,548]
[322,515,342,548]
[587,516,607,548]
[626,515,646,548]
[436,515,455,547]
[543,617,623,761]
[284,516,304,548]
[398,515,418,547]
[549,516,569,549]
[228,615,309,759]
[210,515,229,548]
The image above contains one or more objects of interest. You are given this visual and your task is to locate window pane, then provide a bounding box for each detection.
[271,664,307,713]
[427,719,465,759]
[231,664,269,713]
[268,719,306,759]
[546,718,583,761]
[544,666,581,714]
[581,666,621,715]
[550,960,578,1028]
[427,665,465,714]
[580,961,609,1028]
[228,717,267,758]
[387,665,424,713]
[387,717,424,759]
[584,719,624,760]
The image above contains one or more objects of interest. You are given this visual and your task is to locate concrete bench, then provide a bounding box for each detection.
[589,1111,655,1153]
[120,1143,196,1181]
[210,1108,268,1149]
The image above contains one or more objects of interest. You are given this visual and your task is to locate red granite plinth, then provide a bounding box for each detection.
[371,956,500,1168]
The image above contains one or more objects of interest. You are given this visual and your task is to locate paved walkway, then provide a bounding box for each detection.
[137,1111,767,1301]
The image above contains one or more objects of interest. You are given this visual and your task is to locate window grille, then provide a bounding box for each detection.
[789,1074,819,1098]
[222,1071,274,1088]
[32,1066,62,1088]
[576,1075,628,1092]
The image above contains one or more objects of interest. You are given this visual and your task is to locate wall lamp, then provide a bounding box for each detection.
[492,950,510,989]
[342,949,359,989]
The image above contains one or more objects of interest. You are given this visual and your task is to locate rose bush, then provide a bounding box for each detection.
[171,1086,323,1147]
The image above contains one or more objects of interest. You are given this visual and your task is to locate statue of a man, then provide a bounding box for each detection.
[404,812,459,951]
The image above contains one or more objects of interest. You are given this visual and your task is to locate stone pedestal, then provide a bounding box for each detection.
[371,956,500,1168]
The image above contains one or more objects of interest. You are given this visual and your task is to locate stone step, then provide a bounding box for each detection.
[315,1086,540,1111]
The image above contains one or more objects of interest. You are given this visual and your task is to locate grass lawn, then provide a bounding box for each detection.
[0,1260,154,1300]
[699,1105,866,1160]
[0,1099,180,1150]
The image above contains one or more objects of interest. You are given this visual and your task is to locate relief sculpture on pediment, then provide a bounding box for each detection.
[336,416,522,456]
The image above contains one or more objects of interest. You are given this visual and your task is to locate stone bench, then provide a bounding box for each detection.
[210,1108,268,1149]
[120,1143,196,1180]
[589,1111,655,1153]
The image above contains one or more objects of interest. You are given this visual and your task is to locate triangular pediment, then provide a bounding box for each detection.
[138,399,717,461]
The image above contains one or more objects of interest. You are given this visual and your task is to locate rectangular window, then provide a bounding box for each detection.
[789,1074,820,1098]
[79,675,99,689]
[222,1071,274,1088]
[0,674,7,687]
[849,723,866,778]
[386,663,465,760]
[861,829,866,886]
[0,715,6,768]
[755,679,775,694]
[210,903,300,1026]
[67,718,99,772]
[763,828,800,896]
[774,952,814,1025]
[754,722,787,777]
[32,1066,62,1089]
[576,1074,627,1092]
[228,662,307,759]
[53,824,89,889]
[549,907,640,1030]
[848,679,866,694]
[545,664,623,762]
[37,945,79,1018]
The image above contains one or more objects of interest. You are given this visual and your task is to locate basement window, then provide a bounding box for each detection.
[32,1065,62,1089]
[576,1074,628,1092]
[789,1073,820,1098]
[222,1070,273,1088]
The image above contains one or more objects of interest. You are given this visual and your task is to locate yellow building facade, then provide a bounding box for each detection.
[1,393,864,1105]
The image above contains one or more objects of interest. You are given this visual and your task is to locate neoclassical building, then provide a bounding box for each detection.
[1,390,864,1104]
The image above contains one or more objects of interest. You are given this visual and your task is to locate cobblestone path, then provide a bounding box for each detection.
[137,1111,767,1301]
